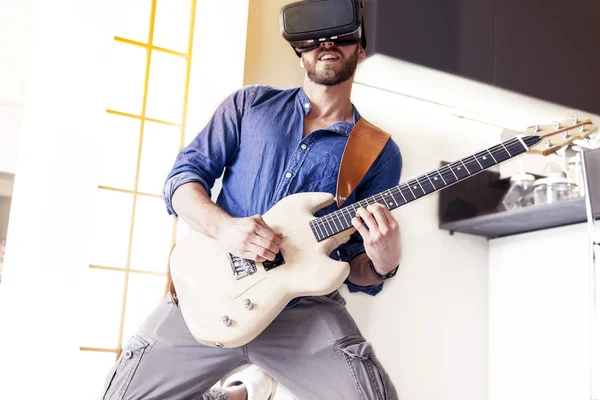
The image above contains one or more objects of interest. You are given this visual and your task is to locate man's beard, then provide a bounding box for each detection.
[303,46,359,86]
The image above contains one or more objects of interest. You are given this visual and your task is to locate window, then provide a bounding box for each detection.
[80,0,196,393]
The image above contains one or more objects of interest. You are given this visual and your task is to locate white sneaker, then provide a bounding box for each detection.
[222,365,278,400]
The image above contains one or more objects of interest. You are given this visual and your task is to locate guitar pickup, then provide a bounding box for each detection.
[263,251,285,271]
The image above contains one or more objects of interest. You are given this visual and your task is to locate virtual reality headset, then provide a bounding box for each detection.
[279,0,367,57]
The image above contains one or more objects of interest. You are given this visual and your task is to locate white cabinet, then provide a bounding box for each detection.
[489,223,591,400]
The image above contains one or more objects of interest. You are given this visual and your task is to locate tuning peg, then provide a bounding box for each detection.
[580,125,586,132]
[534,124,540,132]
[563,131,570,138]
[573,114,579,124]
[555,121,562,129]
[546,139,552,147]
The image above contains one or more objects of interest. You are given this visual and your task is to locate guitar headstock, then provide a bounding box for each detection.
[524,116,597,156]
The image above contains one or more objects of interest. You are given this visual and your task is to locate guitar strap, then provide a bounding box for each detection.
[335,117,391,207]
[167,117,391,306]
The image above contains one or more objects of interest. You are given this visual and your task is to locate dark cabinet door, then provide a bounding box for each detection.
[368,0,461,75]
[492,0,600,113]
[365,0,495,84]
[364,0,600,114]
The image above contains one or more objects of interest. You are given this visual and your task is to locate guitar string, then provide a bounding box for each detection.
[278,139,528,242]
[310,138,526,232]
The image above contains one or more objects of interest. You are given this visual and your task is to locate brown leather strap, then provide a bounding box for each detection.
[336,118,391,207]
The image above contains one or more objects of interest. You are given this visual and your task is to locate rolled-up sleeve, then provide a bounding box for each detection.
[162,87,254,216]
[337,143,403,295]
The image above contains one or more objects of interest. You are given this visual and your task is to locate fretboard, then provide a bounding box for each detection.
[309,135,541,242]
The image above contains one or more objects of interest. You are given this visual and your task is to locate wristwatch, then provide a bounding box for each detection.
[369,259,399,281]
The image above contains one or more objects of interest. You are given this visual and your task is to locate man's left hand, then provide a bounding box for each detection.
[352,204,401,275]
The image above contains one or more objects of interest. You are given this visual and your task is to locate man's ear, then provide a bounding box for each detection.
[358,45,366,62]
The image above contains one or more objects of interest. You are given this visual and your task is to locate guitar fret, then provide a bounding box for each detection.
[381,193,390,207]
[460,159,471,174]
[415,179,426,194]
[338,209,352,228]
[473,154,484,169]
[406,183,417,198]
[315,221,325,240]
[449,164,459,180]
[425,173,436,189]
[320,220,330,237]
[435,169,447,185]
[326,220,335,236]
[466,155,481,171]
[331,214,341,231]
[343,210,351,225]
[388,190,399,207]
[492,144,511,162]
[310,135,542,242]
[337,211,346,230]
[310,222,321,241]
[398,186,408,202]
[477,151,497,169]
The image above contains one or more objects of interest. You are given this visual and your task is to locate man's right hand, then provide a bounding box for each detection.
[214,215,282,262]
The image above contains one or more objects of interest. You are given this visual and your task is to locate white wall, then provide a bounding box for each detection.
[184,2,249,145]
[488,223,592,400]
[243,0,304,88]
[345,82,496,400]
[0,0,113,398]
[0,0,36,174]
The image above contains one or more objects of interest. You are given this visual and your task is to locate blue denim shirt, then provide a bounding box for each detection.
[163,85,402,305]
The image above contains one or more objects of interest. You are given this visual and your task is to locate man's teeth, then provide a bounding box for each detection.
[321,55,338,60]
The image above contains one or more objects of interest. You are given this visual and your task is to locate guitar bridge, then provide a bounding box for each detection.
[227,253,257,280]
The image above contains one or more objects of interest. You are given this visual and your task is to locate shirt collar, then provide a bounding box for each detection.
[296,87,361,137]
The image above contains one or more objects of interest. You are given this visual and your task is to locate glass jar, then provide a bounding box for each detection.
[566,153,585,196]
[533,172,579,205]
[502,172,535,210]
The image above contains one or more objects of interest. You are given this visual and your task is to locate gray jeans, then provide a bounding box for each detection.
[101,290,398,400]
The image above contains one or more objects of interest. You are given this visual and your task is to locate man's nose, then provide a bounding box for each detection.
[319,41,335,48]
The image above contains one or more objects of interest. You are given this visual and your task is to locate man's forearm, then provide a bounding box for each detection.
[171,182,231,238]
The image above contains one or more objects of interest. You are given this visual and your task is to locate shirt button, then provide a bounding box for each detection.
[300,144,307,150]
[285,172,292,179]
[124,350,133,359]
[304,103,310,109]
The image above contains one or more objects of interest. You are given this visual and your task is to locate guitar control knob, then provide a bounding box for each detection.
[243,299,253,310]
[221,315,232,327]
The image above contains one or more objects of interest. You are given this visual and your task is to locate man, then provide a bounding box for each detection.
[102,6,402,400]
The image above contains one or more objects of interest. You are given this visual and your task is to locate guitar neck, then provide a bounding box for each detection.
[309,135,542,242]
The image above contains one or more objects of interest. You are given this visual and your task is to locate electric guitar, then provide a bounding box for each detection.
[170,117,597,348]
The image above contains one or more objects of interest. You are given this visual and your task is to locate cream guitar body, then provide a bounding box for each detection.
[170,117,596,348]
[170,192,353,348]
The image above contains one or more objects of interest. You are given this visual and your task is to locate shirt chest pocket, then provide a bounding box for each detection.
[301,151,341,194]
